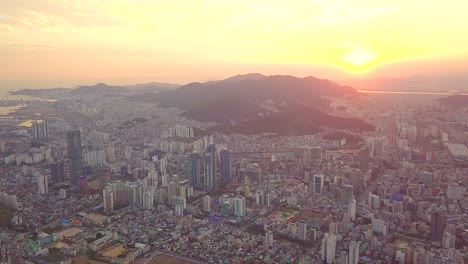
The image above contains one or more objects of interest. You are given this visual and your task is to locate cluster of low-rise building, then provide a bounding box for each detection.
[0,91,466,264]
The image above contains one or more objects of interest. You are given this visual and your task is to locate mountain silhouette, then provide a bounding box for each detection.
[153,74,356,120]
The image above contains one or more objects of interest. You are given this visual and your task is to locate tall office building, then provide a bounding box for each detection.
[173,175,180,196]
[205,144,217,185]
[431,208,447,240]
[159,156,168,175]
[349,241,360,264]
[32,120,49,139]
[108,181,129,208]
[97,166,112,190]
[128,182,143,206]
[142,191,154,210]
[447,183,465,200]
[243,164,263,183]
[148,170,158,189]
[59,189,67,199]
[255,191,271,207]
[189,152,201,187]
[174,196,186,216]
[234,197,246,217]
[314,174,324,194]
[348,199,357,221]
[311,146,322,160]
[179,186,186,199]
[265,231,274,248]
[50,160,65,183]
[359,147,370,172]
[168,182,177,205]
[67,130,82,186]
[220,149,232,183]
[37,174,48,195]
[175,202,184,216]
[120,165,129,179]
[298,222,308,241]
[340,251,349,264]
[204,152,215,192]
[161,175,168,187]
[103,185,114,213]
[84,150,106,167]
[203,195,212,212]
[443,232,456,249]
[342,185,354,200]
[389,114,397,147]
[105,143,116,163]
[321,233,337,264]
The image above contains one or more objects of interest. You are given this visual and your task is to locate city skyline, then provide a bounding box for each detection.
[0,1,467,263]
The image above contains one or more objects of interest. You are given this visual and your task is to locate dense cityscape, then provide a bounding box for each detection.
[0,83,467,264]
[2,0,468,263]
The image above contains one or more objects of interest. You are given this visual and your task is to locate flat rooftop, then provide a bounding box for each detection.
[55,227,84,239]
[86,213,108,222]
[445,143,468,159]
[101,244,128,258]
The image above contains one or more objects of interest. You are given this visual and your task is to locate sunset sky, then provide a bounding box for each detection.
[1,0,468,88]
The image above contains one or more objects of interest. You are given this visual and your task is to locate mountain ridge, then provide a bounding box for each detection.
[210,105,374,135]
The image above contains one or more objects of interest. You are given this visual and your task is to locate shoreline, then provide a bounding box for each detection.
[358,90,468,96]
[0,105,25,116]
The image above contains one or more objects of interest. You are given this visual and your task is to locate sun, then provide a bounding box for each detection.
[343,46,379,72]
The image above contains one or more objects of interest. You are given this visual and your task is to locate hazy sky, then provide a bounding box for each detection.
[1,0,468,88]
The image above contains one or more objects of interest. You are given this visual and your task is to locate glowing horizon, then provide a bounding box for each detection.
[1,0,468,87]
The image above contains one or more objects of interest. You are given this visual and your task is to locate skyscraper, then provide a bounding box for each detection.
[204,151,215,192]
[205,144,217,184]
[321,233,337,264]
[37,174,48,195]
[348,199,357,221]
[97,166,112,190]
[298,222,308,241]
[173,175,180,196]
[431,208,447,240]
[128,182,143,206]
[59,189,67,199]
[142,191,154,210]
[359,147,370,172]
[203,195,212,212]
[189,152,201,187]
[220,149,232,183]
[168,182,177,205]
[314,174,324,194]
[174,196,186,216]
[389,114,397,147]
[234,197,246,217]
[340,251,349,264]
[32,120,49,139]
[103,185,114,213]
[50,160,65,183]
[67,130,82,186]
[265,231,274,248]
[349,241,360,264]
